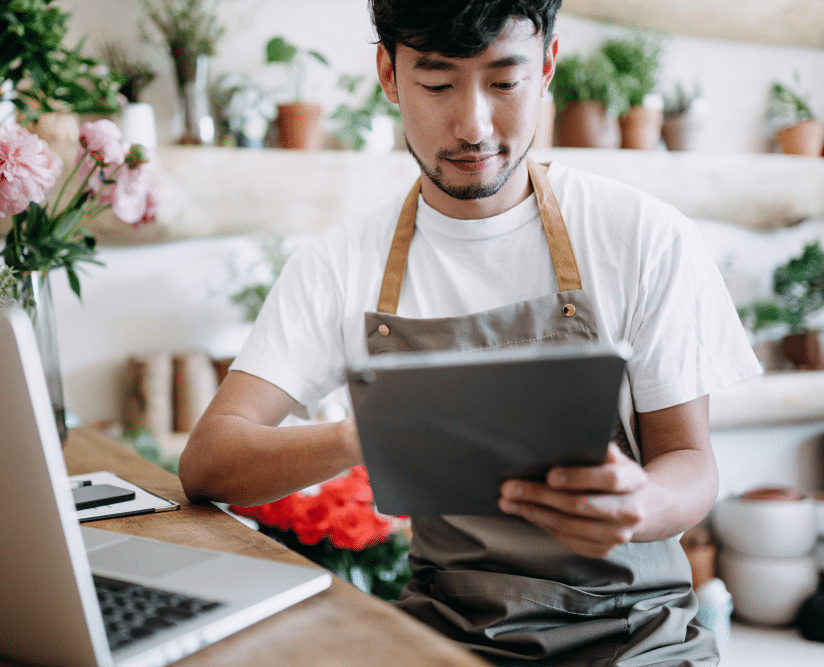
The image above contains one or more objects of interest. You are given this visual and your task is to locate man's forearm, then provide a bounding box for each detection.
[179,416,362,507]
[634,446,719,543]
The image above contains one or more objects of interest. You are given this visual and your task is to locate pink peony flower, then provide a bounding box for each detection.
[111,162,155,224]
[0,124,63,217]
[133,181,159,229]
[78,119,125,166]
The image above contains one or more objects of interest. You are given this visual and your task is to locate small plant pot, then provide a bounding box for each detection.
[661,112,701,151]
[782,331,824,369]
[619,104,663,150]
[276,102,324,150]
[776,119,824,157]
[556,101,619,149]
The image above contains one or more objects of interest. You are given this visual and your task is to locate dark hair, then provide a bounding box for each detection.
[369,0,562,61]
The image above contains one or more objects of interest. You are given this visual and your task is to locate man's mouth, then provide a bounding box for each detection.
[444,153,499,173]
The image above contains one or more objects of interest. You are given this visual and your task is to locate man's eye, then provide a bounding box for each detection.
[494,82,518,90]
[423,84,450,93]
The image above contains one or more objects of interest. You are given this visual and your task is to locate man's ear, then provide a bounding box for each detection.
[377,43,399,104]
[541,34,559,97]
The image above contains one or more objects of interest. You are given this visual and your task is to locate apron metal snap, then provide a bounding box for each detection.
[563,304,576,317]
[378,324,390,336]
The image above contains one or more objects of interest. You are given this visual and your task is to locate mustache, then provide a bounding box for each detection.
[436,142,508,160]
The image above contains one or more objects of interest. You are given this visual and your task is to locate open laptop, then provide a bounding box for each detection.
[0,304,332,667]
[347,342,630,516]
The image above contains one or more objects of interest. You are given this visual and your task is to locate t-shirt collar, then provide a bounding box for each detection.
[415,193,541,241]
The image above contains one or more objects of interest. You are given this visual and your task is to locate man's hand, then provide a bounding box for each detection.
[498,443,649,558]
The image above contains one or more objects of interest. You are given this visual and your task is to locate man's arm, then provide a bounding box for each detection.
[178,370,362,507]
[498,395,717,558]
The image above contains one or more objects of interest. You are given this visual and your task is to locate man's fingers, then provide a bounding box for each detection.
[500,480,645,524]
[497,498,634,558]
[546,443,645,493]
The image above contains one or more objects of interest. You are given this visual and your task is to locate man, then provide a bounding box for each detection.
[180,1,761,664]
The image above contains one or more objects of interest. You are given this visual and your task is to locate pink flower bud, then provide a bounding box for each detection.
[125,143,150,169]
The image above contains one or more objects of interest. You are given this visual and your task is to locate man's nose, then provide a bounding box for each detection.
[452,89,493,145]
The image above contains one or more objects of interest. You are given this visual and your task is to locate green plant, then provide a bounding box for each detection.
[550,51,630,117]
[98,42,157,104]
[600,33,662,109]
[663,81,702,116]
[768,75,817,132]
[230,237,289,322]
[738,241,824,334]
[143,0,225,88]
[0,266,17,303]
[330,76,400,150]
[265,36,330,102]
[0,0,121,122]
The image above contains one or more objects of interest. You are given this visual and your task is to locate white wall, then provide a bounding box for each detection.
[61,0,824,153]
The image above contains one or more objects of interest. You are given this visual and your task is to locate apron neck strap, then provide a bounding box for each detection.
[526,156,583,293]
[377,177,421,314]
[377,157,582,314]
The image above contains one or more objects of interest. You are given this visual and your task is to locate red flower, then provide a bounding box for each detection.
[329,502,393,550]
[231,466,396,550]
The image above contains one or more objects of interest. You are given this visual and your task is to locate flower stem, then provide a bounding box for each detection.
[49,149,88,219]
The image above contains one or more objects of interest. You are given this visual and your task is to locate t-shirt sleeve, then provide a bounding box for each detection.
[229,239,348,418]
[627,219,762,412]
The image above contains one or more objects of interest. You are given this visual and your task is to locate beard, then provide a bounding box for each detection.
[406,139,532,201]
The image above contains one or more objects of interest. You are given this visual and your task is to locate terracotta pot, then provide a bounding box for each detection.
[533,96,556,149]
[661,112,701,151]
[680,526,717,590]
[776,119,824,157]
[276,101,324,150]
[782,331,824,369]
[619,105,663,150]
[556,101,620,149]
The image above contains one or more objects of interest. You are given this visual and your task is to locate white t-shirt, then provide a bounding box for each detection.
[232,162,761,429]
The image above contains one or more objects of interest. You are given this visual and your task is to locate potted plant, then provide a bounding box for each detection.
[550,51,628,149]
[330,76,400,152]
[738,241,824,369]
[266,36,331,150]
[601,34,664,150]
[143,0,225,145]
[210,74,276,148]
[768,76,823,157]
[661,81,703,151]
[99,42,158,150]
[0,0,121,138]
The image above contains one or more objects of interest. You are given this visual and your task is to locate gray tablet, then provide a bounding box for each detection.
[346,342,631,516]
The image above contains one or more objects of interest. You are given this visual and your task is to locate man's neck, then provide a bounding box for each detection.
[419,160,533,220]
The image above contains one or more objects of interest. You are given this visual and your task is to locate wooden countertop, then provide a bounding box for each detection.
[9,426,490,667]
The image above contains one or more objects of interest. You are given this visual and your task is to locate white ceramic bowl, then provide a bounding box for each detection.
[812,493,824,536]
[718,550,819,626]
[711,494,817,558]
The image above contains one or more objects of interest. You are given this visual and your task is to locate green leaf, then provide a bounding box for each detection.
[65,265,82,299]
[265,36,297,64]
[307,50,330,67]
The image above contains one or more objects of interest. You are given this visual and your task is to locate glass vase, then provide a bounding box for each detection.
[18,272,69,444]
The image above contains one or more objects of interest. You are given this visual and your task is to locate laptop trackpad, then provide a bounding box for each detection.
[88,537,218,580]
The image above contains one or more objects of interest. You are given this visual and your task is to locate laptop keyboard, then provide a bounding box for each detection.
[94,575,225,651]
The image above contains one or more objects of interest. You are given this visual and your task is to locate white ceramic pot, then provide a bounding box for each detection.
[813,492,824,536]
[718,550,818,626]
[711,494,817,558]
[120,102,158,150]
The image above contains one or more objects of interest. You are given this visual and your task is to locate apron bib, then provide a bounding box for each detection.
[362,158,717,666]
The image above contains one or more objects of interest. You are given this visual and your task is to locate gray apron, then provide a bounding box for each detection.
[363,157,718,666]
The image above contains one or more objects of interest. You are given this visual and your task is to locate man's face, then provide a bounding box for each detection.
[378,18,558,218]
